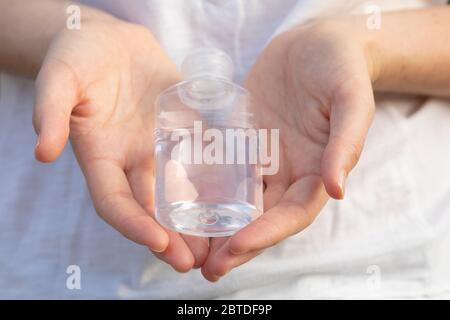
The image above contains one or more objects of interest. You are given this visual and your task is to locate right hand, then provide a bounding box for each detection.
[33,17,209,272]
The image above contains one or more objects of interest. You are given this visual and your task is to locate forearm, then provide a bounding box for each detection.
[0,0,112,77]
[361,6,450,97]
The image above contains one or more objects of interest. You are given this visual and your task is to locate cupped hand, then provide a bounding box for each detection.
[202,21,377,281]
[33,18,208,272]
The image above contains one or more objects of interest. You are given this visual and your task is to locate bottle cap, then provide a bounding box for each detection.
[181,48,233,81]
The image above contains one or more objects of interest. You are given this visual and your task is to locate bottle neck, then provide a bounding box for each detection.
[181,48,234,82]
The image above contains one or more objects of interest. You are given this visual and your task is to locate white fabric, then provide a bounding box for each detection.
[0,0,449,299]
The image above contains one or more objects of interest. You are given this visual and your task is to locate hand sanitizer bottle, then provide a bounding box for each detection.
[154,48,263,237]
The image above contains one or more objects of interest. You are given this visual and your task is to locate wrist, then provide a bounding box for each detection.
[324,18,384,86]
[288,18,384,86]
[347,21,384,90]
[45,4,118,52]
[4,1,116,77]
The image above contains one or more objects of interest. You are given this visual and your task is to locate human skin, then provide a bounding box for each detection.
[0,1,450,282]
[0,0,209,273]
[201,6,450,281]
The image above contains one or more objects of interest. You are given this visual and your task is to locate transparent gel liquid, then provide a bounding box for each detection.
[155,127,263,237]
[154,48,263,237]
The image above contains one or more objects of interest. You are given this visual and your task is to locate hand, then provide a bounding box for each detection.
[201,21,376,281]
[33,18,208,272]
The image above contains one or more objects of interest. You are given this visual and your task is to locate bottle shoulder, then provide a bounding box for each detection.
[158,77,249,99]
[156,77,251,111]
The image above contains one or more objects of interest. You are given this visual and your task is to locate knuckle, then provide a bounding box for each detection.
[258,215,283,245]
[293,206,315,232]
[96,191,131,219]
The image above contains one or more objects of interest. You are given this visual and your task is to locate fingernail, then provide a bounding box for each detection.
[35,135,41,150]
[338,170,347,199]
[229,247,243,255]
[149,245,166,253]
[209,275,221,283]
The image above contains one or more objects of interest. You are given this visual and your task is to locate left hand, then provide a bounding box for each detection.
[201,21,377,281]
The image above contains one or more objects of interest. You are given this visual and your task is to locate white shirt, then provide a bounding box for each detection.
[0,0,449,299]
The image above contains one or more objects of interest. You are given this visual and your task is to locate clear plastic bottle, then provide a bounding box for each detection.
[154,48,263,237]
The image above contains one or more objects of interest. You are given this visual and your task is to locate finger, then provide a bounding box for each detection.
[202,237,261,282]
[322,76,375,199]
[201,237,229,281]
[33,59,79,162]
[82,159,169,252]
[229,175,327,255]
[262,165,290,210]
[153,230,196,273]
[127,166,200,271]
[181,235,209,268]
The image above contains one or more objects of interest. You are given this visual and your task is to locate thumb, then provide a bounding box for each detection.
[321,77,375,199]
[33,60,79,163]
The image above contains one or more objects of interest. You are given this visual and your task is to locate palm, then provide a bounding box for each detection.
[36,21,208,271]
[252,26,372,187]
[202,25,375,281]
